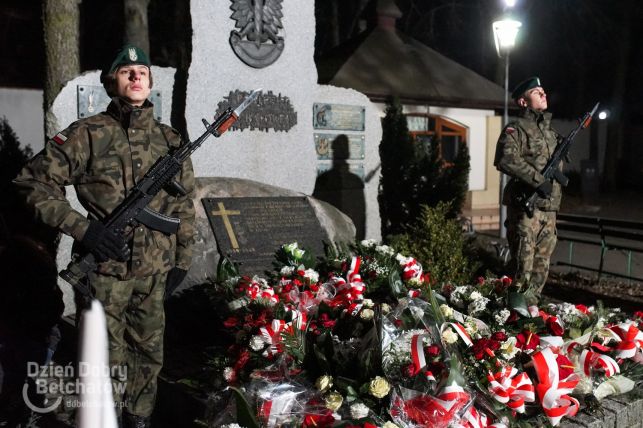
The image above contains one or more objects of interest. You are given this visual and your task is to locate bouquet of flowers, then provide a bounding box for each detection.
[195,240,642,428]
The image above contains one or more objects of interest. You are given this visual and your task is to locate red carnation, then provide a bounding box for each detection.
[403,363,420,378]
[491,331,508,342]
[425,344,441,358]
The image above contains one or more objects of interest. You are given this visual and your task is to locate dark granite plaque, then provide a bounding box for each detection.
[202,197,327,275]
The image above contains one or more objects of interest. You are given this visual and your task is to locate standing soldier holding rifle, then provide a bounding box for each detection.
[495,76,598,302]
[495,76,563,302]
[14,45,194,428]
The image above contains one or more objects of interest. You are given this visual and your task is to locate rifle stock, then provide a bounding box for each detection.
[60,89,262,297]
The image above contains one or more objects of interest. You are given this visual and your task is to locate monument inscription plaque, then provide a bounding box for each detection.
[202,197,327,274]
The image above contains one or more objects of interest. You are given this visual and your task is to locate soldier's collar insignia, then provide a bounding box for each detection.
[128,47,138,61]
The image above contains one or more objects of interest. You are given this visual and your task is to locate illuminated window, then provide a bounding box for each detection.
[406,114,467,165]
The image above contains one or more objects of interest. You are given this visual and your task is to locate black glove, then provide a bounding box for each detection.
[81,220,130,262]
[536,180,553,198]
[165,267,187,300]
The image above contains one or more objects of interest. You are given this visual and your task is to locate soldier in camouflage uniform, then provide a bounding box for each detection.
[494,77,562,299]
[13,45,195,428]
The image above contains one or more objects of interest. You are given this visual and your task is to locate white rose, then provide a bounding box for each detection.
[442,328,459,344]
[362,298,374,308]
[440,304,454,318]
[361,239,377,247]
[383,423,400,428]
[349,402,370,419]
[381,303,392,315]
[315,375,333,393]
[360,308,375,320]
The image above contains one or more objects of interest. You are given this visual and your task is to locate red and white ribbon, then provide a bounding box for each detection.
[487,366,535,413]
[433,382,471,413]
[259,389,298,428]
[609,322,643,359]
[286,308,307,331]
[397,255,424,283]
[410,333,436,381]
[259,319,287,357]
[580,349,620,377]
[441,322,473,347]
[531,347,580,426]
[458,406,508,428]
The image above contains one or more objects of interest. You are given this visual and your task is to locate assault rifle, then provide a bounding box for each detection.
[518,102,599,218]
[60,89,262,296]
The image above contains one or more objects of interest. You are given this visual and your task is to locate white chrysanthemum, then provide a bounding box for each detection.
[349,402,370,419]
[223,367,235,382]
[382,329,426,373]
[596,316,606,329]
[494,308,511,324]
[442,328,459,344]
[467,297,490,317]
[469,291,483,301]
[304,268,319,283]
[249,335,265,351]
[360,308,375,320]
[361,239,377,248]
[499,337,520,360]
[280,265,295,276]
[376,245,395,256]
[251,276,268,288]
[440,304,454,319]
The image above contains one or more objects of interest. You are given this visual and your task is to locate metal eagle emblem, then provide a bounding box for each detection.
[229,0,284,68]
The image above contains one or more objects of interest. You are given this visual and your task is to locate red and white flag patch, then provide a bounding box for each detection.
[505,127,516,135]
[52,133,67,145]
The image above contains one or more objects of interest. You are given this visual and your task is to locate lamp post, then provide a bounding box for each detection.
[492,17,521,239]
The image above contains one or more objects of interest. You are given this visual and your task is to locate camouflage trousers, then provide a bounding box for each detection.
[92,273,166,417]
[505,207,557,295]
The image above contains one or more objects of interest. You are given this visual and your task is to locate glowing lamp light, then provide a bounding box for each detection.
[492,19,522,56]
[504,0,517,7]
[598,110,609,120]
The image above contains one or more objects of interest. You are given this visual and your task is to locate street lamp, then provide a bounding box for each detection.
[492,17,521,239]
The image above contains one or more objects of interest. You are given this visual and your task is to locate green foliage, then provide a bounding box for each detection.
[389,202,474,286]
[378,98,471,240]
[378,97,415,238]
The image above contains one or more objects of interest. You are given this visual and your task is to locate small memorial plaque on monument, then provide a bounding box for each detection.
[202,197,327,275]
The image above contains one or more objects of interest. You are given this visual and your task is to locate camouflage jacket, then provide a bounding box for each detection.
[494,108,563,211]
[14,98,196,279]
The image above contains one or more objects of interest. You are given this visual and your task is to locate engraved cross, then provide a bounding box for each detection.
[211,202,241,249]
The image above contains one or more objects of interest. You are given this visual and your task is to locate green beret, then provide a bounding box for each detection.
[107,44,150,74]
[511,76,541,100]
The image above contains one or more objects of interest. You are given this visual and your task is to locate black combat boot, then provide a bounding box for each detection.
[122,412,151,428]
